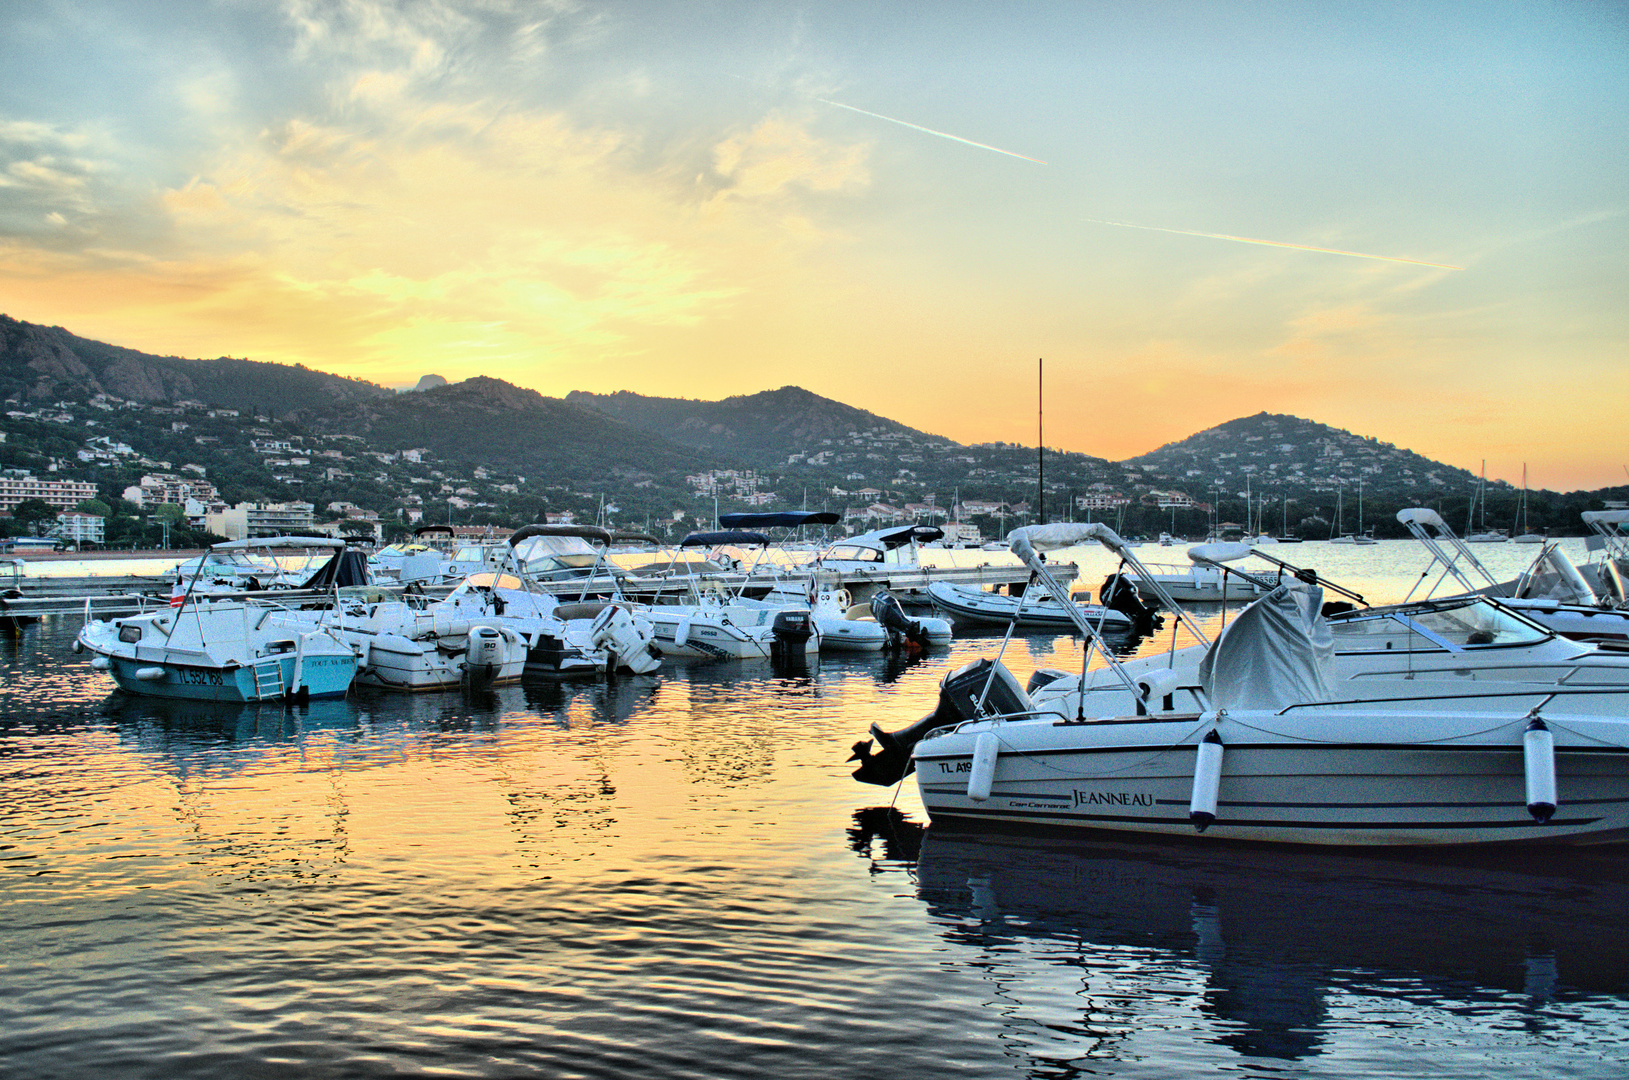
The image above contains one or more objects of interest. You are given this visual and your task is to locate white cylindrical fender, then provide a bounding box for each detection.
[674,615,692,648]
[1523,717,1557,823]
[90,655,111,670]
[1189,731,1224,832]
[967,730,1001,802]
[134,666,167,681]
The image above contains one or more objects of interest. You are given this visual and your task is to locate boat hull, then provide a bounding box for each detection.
[104,650,356,702]
[927,581,1132,631]
[913,711,1629,846]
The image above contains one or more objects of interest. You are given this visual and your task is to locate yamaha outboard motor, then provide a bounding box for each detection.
[1100,572,1163,637]
[771,608,813,660]
[869,590,929,651]
[851,657,1030,786]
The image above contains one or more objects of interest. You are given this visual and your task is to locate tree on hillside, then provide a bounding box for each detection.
[10,498,59,536]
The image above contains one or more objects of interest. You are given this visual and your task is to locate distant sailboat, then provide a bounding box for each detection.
[1465,461,1507,543]
[1353,479,1377,544]
[1511,464,1545,543]
[1329,482,1355,543]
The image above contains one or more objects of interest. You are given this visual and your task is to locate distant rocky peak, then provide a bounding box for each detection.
[412,374,448,392]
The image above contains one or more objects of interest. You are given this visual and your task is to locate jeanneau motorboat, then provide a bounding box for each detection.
[849,523,1629,846]
[78,538,359,701]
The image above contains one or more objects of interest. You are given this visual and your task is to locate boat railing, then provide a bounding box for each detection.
[1273,685,1629,715]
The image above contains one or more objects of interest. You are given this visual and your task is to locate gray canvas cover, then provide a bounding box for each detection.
[1198,584,1333,711]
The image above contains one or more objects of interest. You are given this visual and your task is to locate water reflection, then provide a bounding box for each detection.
[889,824,1629,1065]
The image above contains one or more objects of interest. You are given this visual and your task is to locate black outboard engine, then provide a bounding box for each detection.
[771,608,813,660]
[850,657,1030,786]
[869,590,929,652]
[1100,572,1163,637]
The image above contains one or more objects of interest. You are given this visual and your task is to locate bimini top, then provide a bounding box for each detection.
[831,524,943,553]
[1007,522,1130,559]
[413,524,455,537]
[211,535,345,552]
[507,523,614,547]
[718,511,842,529]
[1583,510,1629,528]
[679,530,771,548]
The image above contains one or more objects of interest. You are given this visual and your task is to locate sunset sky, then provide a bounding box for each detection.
[2,1,1625,490]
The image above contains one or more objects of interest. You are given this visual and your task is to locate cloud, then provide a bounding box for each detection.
[710,116,869,202]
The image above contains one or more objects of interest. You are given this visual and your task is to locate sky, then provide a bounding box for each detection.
[2,1,1625,490]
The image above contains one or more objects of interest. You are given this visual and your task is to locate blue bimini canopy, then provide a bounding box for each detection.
[717,511,842,529]
[678,531,771,548]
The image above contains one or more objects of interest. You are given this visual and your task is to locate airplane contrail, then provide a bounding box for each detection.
[813,97,1046,165]
[1085,218,1463,270]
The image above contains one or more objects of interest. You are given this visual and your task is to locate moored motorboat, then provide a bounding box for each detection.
[77,600,358,702]
[925,580,1137,634]
[850,522,1629,846]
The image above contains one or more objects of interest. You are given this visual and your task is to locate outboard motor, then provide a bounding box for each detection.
[869,590,930,652]
[590,604,663,675]
[1100,572,1163,637]
[460,625,504,692]
[851,657,1031,787]
[771,608,814,660]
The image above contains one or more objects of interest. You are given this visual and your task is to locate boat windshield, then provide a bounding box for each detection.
[453,572,524,592]
[514,534,599,570]
[1332,598,1549,651]
[822,544,884,563]
[1513,548,1598,605]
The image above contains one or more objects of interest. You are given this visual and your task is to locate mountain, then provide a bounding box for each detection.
[1123,412,1487,502]
[0,314,392,417]
[566,386,953,466]
[315,376,711,485]
[3,315,1615,542]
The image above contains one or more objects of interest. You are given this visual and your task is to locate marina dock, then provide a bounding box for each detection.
[0,560,1074,621]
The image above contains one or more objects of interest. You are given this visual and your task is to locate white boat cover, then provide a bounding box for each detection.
[1187,542,1253,565]
[1197,584,1333,711]
[1583,510,1629,526]
[1008,522,1128,556]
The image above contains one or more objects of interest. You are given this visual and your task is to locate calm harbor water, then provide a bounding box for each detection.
[3,540,1626,1078]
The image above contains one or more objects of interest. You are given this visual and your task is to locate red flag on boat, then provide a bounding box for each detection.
[169,580,186,607]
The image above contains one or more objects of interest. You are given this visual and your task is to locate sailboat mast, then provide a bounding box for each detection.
[1037,358,1044,525]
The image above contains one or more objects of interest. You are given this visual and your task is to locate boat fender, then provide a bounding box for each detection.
[134,666,168,681]
[1189,730,1225,831]
[72,638,83,654]
[1523,717,1557,823]
[1135,668,1181,712]
[90,655,111,670]
[967,731,1001,802]
[674,615,692,648]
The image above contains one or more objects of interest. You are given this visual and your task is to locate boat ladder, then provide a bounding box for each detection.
[250,656,286,701]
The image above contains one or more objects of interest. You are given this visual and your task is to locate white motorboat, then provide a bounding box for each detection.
[331,594,530,692]
[850,523,1629,847]
[636,529,820,661]
[168,536,333,593]
[79,541,362,702]
[813,524,943,575]
[1118,546,1271,604]
[926,580,1137,634]
[1031,537,1629,715]
[1397,508,1629,645]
